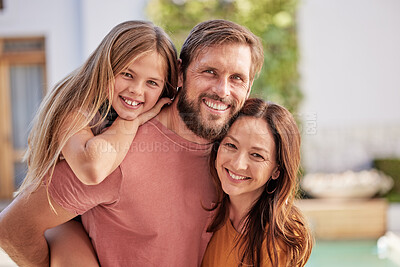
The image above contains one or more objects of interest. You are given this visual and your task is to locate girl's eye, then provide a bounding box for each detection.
[121,72,133,79]
[223,142,237,149]
[251,153,265,160]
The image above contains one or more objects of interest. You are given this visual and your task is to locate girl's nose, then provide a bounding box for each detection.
[129,82,145,96]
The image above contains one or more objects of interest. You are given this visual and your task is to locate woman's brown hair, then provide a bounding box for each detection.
[208,98,313,267]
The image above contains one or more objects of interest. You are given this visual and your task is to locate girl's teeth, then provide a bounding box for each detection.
[122,97,140,106]
[228,170,247,180]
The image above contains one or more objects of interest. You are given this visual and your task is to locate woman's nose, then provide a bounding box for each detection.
[231,152,247,170]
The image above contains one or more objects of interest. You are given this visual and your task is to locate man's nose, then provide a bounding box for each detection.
[212,77,230,98]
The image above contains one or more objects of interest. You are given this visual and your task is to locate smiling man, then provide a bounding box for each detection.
[0,19,264,267]
[176,43,253,141]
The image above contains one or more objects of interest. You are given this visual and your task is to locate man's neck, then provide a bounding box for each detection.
[156,100,210,144]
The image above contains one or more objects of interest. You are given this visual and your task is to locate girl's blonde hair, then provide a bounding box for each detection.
[17,20,178,196]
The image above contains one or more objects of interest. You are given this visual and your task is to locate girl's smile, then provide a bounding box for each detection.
[112,51,166,120]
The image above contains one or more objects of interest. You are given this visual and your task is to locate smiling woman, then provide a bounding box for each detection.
[216,116,280,204]
[202,98,313,267]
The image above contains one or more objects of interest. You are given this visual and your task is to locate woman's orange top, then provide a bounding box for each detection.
[201,219,287,267]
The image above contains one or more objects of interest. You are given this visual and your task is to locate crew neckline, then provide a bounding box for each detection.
[148,118,212,152]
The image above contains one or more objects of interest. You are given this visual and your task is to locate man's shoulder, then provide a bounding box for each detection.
[137,118,176,139]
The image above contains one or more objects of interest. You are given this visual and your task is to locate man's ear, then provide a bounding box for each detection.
[246,80,254,99]
[178,59,183,88]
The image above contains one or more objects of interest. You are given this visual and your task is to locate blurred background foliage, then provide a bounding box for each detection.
[147,0,302,113]
[374,158,400,202]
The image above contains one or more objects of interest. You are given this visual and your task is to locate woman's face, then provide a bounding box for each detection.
[216,116,280,204]
[112,51,166,120]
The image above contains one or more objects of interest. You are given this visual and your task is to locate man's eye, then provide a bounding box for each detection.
[205,70,215,75]
[231,75,242,80]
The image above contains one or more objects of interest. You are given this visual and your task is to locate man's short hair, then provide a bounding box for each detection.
[180,19,264,82]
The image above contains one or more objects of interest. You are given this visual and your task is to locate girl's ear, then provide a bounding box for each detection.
[178,59,183,88]
[271,167,280,180]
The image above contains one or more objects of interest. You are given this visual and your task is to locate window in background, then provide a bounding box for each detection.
[0,37,46,198]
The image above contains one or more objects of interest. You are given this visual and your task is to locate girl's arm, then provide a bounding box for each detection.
[61,98,171,185]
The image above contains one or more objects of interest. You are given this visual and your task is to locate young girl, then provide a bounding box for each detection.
[17,20,178,195]
[202,98,313,267]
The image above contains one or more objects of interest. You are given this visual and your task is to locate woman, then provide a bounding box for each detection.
[202,98,313,267]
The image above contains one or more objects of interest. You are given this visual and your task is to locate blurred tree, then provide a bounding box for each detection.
[147,0,302,113]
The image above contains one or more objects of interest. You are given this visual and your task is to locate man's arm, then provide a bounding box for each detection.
[0,185,76,267]
[45,220,99,267]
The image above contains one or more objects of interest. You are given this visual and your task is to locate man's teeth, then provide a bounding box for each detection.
[228,170,247,180]
[204,100,228,111]
[122,97,140,106]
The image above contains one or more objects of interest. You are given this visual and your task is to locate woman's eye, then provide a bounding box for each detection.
[223,142,237,149]
[251,153,265,160]
[148,80,159,87]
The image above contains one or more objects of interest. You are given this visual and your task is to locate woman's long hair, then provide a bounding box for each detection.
[17,21,178,197]
[208,98,313,267]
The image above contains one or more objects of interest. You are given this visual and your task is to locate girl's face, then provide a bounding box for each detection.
[112,51,166,120]
[216,116,280,205]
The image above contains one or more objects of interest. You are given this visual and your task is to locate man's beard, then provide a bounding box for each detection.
[177,85,238,141]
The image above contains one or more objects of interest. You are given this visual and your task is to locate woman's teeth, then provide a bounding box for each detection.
[228,170,248,180]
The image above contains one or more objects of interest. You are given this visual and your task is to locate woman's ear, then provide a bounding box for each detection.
[271,167,280,180]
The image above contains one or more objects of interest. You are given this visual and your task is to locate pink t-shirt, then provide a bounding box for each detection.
[49,119,216,267]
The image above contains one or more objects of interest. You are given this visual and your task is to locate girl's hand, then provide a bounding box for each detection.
[136,97,172,125]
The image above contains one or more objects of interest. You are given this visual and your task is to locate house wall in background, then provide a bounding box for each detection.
[0,0,147,197]
[297,0,400,173]
[0,0,147,88]
[1,0,399,176]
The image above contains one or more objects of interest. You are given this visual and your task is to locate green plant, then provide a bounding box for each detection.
[147,0,302,113]
[373,158,400,202]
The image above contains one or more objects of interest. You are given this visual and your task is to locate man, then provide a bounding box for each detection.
[0,19,263,266]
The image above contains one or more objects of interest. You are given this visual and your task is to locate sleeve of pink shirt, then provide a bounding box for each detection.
[48,159,123,215]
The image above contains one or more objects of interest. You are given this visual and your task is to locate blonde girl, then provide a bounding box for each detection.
[17,20,178,196]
